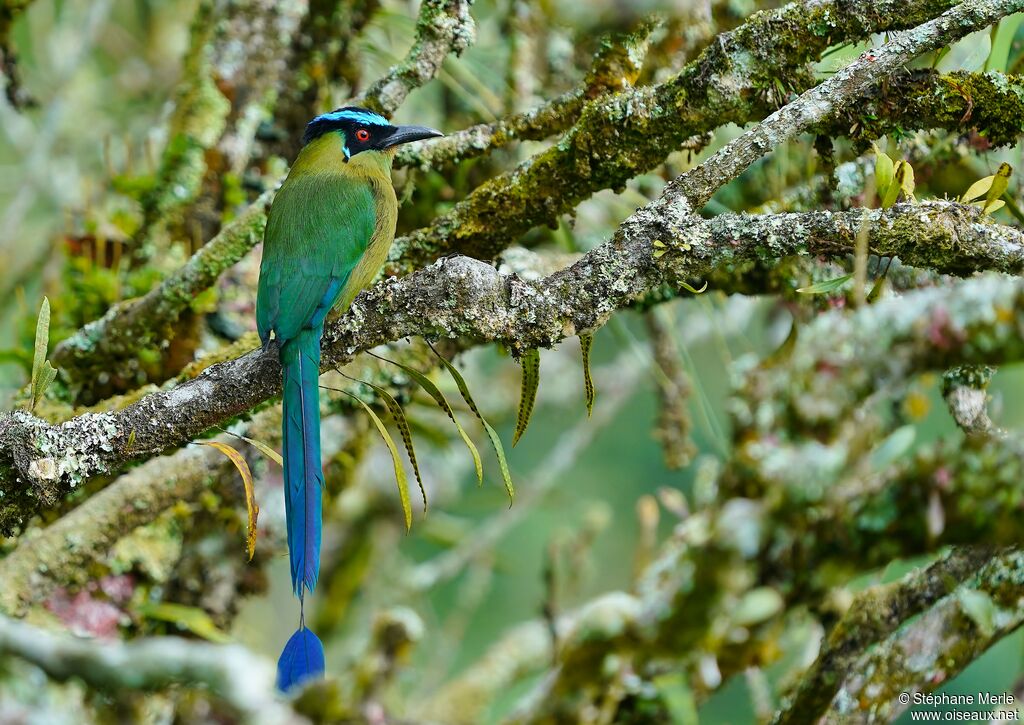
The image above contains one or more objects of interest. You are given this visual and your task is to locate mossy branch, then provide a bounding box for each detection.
[0,612,291,723]
[394,20,658,169]
[821,548,1024,721]
[386,0,969,273]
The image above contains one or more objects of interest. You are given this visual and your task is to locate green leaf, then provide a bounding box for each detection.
[873,145,894,206]
[371,352,483,487]
[137,602,232,643]
[870,425,916,470]
[984,162,1012,213]
[345,392,413,530]
[679,280,708,295]
[961,174,995,203]
[513,349,540,446]
[796,274,853,294]
[986,13,1024,72]
[881,161,903,208]
[30,297,57,413]
[896,160,916,202]
[580,334,596,417]
[199,441,258,560]
[982,199,1006,215]
[429,343,515,503]
[358,377,427,513]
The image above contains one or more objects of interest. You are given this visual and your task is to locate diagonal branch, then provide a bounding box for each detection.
[0,612,294,724]
[386,0,967,273]
[46,0,1016,398]
[352,0,475,116]
[394,20,658,168]
[4,204,1022,532]
[2,0,1018,531]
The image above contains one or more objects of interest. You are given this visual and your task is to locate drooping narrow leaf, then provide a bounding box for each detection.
[200,441,259,560]
[30,297,49,392]
[355,376,427,513]
[984,162,1012,213]
[137,602,232,643]
[30,297,58,412]
[371,352,483,486]
[796,274,854,294]
[513,349,540,446]
[239,435,284,467]
[215,426,283,467]
[428,343,515,503]
[580,334,595,416]
[342,391,413,530]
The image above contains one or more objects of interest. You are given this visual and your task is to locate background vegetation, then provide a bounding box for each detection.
[1,0,1024,723]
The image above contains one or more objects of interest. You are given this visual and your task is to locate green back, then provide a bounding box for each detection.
[257,171,377,344]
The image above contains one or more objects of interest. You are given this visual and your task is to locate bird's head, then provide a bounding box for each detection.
[301,107,442,168]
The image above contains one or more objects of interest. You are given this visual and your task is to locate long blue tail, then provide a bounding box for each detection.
[278,327,325,692]
[280,327,324,596]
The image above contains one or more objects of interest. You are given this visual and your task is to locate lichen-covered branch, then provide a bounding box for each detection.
[942,364,1002,437]
[351,0,475,116]
[822,68,1024,149]
[0,441,238,613]
[0,613,295,724]
[394,20,658,169]
[7,198,1024,532]
[774,546,996,725]
[660,0,1024,212]
[387,0,966,272]
[822,548,1024,722]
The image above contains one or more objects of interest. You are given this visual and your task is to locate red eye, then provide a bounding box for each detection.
[355,129,370,142]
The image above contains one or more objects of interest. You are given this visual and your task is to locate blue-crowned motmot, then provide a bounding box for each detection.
[256,107,442,691]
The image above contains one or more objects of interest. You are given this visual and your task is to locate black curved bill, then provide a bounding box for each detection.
[383,125,444,148]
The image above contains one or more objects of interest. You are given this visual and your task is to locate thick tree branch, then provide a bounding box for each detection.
[387,0,966,272]
[5,200,1023,532]
[4,0,1017,529]
[822,549,1024,722]
[774,546,996,724]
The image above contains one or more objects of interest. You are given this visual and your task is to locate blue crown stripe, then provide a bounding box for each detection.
[314,110,389,127]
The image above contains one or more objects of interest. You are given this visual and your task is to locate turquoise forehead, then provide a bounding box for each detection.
[315,109,389,126]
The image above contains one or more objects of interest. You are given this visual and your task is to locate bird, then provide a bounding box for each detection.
[255,107,442,692]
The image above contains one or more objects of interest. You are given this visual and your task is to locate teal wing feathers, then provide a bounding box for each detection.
[257,172,378,344]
